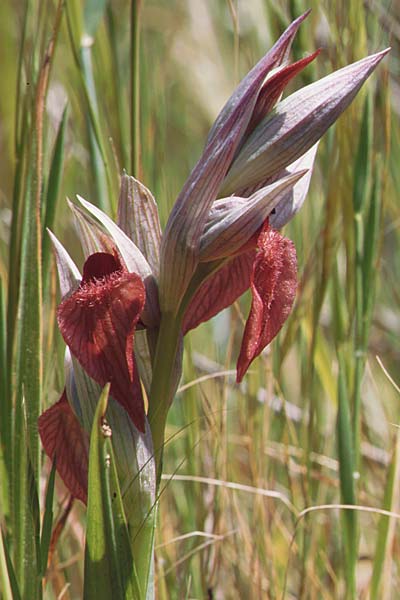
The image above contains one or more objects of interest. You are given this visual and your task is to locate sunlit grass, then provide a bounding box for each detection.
[0,0,398,598]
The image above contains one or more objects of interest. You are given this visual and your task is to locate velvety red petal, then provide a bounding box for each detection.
[38,391,89,504]
[183,250,255,333]
[82,251,123,282]
[236,225,298,382]
[58,252,146,432]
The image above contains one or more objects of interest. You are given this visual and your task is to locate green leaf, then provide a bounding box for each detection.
[370,431,400,598]
[27,449,42,586]
[0,443,9,522]
[0,277,7,429]
[84,384,142,600]
[0,529,21,600]
[69,358,155,598]
[351,92,374,468]
[352,92,373,215]
[80,44,110,212]
[106,425,143,600]
[0,278,10,520]
[39,459,57,577]
[12,125,42,599]
[337,352,357,599]
[65,0,113,213]
[362,161,382,337]
[42,104,68,296]
[11,390,41,600]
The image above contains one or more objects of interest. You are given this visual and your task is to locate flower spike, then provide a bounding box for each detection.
[39,15,389,515]
[221,48,390,196]
[159,12,312,313]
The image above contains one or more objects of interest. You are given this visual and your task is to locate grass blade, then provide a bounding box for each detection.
[352,92,373,469]
[0,529,21,600]
[27,448,42,596]
[84,383,142,600]
[130,0,142,177]
[362,161,382,346]
[65,0,113,212]
[370,430,400,599]
[337,351,357,599]
[0,278,10,501]
[42,104,68,296]
[107,424,143,600]
[39,459,57,578]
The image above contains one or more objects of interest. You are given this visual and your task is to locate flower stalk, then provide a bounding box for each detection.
[148,313,184,482]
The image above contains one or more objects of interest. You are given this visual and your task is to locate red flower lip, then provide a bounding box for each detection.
[38,391,89,504]
[183,221,297,380]
[236,224,297,382]
[58,252,147,433]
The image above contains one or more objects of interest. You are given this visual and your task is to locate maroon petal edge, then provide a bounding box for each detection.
[58,252,146,432]
[38,391,89,504]
[236,224,298,381]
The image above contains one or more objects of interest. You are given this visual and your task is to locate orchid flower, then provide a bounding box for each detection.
[39,12,388,510]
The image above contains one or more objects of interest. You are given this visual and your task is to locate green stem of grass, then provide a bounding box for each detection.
[352,92,372,471]
[130,0,142,177]
[80,44,109,212]
[106,5,129,170]
[65,2,114,213]
[352,210,364,472]
[337,350,357,600]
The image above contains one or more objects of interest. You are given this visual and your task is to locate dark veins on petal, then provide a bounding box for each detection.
[183,250,255,334]
[236,224,298,382]
[38,391,89,504]
[58,252,147,432]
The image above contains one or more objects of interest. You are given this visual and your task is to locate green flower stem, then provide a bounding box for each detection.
[148,313,183,485]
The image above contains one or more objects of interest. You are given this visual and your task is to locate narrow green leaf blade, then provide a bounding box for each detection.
[352,92,373,214]
[27,448,42,585]
[362,161,382,337]
[84,383,119,599]
[337,352,357,599]
[0,529,21,600]
[107,432,142,599]
[42,104,68,295]
[39,459,57,577]
[370,431,400,599]
[84,383,141,600]
[0,278,7,430]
